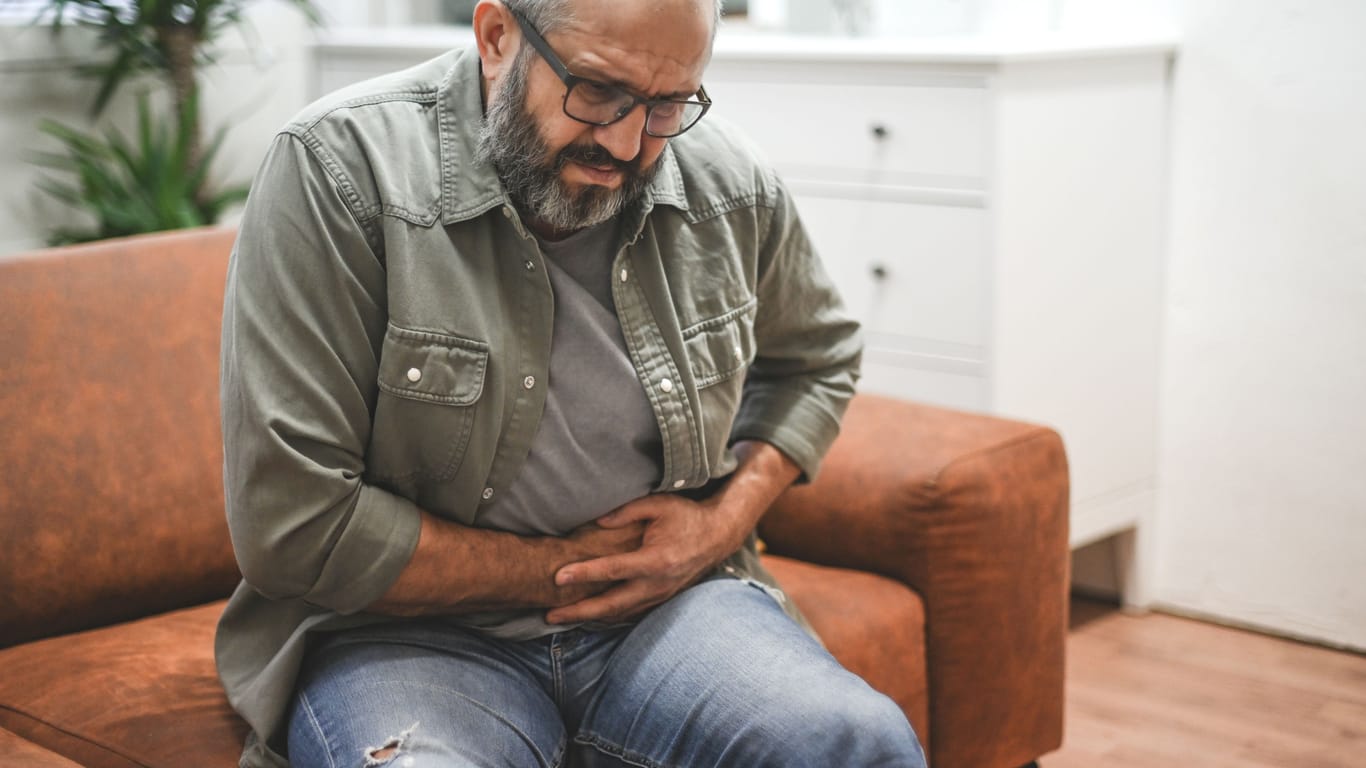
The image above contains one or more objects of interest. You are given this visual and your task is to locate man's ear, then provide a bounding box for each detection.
[473,0,519,81]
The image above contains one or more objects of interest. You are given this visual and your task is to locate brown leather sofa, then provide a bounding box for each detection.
[0,228,1069,768]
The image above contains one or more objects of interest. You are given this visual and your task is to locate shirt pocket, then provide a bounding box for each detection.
[683,298,758,389]
[683,299,757,467]
[367,324,489,483]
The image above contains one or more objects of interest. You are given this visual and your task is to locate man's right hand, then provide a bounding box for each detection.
[370,511,645,617]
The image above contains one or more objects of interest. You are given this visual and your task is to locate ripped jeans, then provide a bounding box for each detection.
[287,578,927,768]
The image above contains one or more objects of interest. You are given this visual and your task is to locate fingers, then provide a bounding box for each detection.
[545,581,664,625]
[595,500,657,528]
[556,549,665,586]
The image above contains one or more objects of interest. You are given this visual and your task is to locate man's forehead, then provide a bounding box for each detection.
[554,0,714,93]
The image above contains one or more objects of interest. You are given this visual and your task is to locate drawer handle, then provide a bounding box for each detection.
[870,263,889,282]
[870,123,890,141]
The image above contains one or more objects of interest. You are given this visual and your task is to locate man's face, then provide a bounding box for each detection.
[478,0,713,236]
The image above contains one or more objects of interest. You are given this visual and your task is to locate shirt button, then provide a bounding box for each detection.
[659,377,674,393]
[673,479,686,489]
[619,268,629,283]
[481,487,494,500]
[523,375,536,389]
[502,206,512,218]
[734,345,744,361]
[525,260,535,271]
[406,367,422,383]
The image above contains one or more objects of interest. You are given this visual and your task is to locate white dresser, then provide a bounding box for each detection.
[312,29,1177,606]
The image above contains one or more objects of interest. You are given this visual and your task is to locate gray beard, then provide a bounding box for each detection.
[476,59,659,234]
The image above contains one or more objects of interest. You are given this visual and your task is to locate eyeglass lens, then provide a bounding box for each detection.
[565,80,705,137]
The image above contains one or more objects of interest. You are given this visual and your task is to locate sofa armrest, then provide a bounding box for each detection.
[759,394,1069,768]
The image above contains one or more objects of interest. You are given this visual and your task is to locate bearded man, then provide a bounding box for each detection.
[216,0,926,765]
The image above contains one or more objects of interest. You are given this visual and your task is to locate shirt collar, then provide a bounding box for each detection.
[438,47,690,228]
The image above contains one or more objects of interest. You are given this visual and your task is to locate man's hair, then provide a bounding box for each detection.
[498,0,723,87]
[501,0,575,34]
[500,0,723,36]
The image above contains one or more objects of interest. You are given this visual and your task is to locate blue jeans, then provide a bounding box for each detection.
[288,579,927,767]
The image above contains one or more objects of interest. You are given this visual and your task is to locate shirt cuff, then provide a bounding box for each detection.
[303,483,423,615]
[730,387,844,483]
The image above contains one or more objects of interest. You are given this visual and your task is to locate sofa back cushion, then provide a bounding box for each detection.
[0,228,241,648]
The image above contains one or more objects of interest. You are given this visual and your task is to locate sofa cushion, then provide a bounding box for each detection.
[0,727,84,767]
[0,601,246,768]
[0,559,927,768]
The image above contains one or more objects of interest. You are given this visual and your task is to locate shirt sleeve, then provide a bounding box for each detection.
[220,132,421,615]
[730,173,864,482]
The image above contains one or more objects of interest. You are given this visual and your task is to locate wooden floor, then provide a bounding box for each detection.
[1042,597,1366,768]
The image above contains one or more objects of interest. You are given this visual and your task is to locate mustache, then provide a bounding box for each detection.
[556,142,639,174]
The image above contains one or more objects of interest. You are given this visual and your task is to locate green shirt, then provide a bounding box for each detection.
[216,46,861,767]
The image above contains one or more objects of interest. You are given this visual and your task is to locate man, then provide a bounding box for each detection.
[217,0,927,765]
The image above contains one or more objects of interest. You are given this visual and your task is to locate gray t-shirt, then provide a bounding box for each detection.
[459,218,664,638]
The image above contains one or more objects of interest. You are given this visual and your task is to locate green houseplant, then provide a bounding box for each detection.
[9,0,321,244]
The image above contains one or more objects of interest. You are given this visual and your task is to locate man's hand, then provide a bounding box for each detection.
[549,520,651,606]
[545,440,801,625]
[544,493,748,624]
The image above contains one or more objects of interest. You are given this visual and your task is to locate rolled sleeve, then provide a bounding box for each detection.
[731,175,863,482]
[303,484,422,614]
[222,132,415,614]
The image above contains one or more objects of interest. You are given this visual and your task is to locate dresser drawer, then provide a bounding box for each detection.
[704,76,989,180]
[798,195,989,349]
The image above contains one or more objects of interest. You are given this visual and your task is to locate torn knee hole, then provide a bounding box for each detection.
[363,722,419,766]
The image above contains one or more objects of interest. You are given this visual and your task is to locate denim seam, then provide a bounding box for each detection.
[549,735,568,768]
[298,690,339,768]
[573,732,673,768]
[550,636,566,710]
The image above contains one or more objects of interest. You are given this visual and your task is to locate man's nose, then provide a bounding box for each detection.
[592,104,649,163]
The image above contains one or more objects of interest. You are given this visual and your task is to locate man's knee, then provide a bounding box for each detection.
[773,684,926,767]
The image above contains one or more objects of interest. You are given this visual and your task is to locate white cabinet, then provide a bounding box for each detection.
[311,30,1177,606]
[704,37,1175,607]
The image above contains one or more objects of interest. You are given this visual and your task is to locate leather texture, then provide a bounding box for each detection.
[0,228,241,649]
[0,727,84,768]
[0,602,246,768]
[762,393,1071,768]
[0,230,1069,767]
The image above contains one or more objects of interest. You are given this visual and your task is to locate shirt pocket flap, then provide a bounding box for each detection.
[683,300,757,389]
[378,325,489,405]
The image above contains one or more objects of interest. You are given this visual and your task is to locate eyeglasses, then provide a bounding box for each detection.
[507,6,712,138]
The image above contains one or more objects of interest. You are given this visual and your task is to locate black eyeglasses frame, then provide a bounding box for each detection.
[506,6,713,139]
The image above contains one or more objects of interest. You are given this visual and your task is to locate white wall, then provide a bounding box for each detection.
[1155,0,1366,650]
[0,1,315,256]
